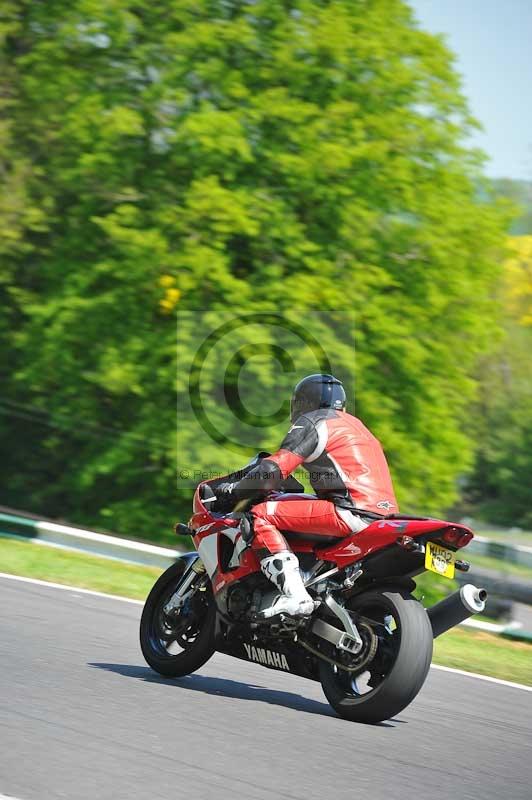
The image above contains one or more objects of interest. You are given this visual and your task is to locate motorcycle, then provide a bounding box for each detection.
[140,454,487,723]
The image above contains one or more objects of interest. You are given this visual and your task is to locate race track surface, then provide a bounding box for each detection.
[0,575,530,800]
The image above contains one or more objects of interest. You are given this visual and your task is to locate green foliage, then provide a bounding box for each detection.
[0,0,508,537]
[492,179,532,235]
[465,237,532,528]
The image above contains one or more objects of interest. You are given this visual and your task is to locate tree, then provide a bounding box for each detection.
[492,179,532,236]
[465,236,532,528]
[0,0,508,539]
[505,235,532,326]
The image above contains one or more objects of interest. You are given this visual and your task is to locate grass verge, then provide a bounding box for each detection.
[433,627,532,686]
[1,536,530,686]
[0,536,162,600]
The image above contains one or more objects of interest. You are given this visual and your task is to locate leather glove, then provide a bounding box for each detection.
[215,481,237,512]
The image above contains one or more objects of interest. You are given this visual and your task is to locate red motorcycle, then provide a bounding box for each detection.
[140,456,486,723]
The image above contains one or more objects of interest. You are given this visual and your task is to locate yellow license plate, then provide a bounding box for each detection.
[425,542,455,579]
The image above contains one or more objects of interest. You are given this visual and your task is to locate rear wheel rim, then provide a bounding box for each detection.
[328,597,402,698]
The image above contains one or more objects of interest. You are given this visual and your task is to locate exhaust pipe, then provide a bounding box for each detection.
[427,584,487,638]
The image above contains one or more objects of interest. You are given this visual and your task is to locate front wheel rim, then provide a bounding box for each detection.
[148,574,209,659]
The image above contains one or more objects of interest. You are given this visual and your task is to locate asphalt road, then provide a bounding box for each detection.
[0,575,531,800]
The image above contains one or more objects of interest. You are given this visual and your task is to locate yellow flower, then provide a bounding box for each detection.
[159,287,181,314]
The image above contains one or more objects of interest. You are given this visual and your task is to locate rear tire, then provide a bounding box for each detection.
[319,587,433,723]
[140,559,216,678]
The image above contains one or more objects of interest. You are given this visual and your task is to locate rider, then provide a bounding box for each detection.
[218,374,398,618]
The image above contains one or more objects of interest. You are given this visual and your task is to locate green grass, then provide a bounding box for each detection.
[1,536,531,686]
[433,627,532,686]
[0,536,163,600]
[413,571,456,607]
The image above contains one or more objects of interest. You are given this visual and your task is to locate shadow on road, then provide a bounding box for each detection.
[89,661,335,717]
[89,662,405,727]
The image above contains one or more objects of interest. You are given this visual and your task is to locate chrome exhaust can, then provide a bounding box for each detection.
[426,584,487,638]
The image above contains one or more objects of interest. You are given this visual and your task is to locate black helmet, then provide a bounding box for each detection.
[290,374,346,422]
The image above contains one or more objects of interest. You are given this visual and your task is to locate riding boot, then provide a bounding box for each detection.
[259,551,316,618]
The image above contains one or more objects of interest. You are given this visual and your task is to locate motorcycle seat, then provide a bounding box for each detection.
[282,531,343,545]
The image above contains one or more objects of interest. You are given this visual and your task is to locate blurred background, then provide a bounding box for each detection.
[0,1,531,635]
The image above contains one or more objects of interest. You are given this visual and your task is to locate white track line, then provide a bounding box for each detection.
[430,663,532,691]
[0,571,143,605]
[1,572,530,692]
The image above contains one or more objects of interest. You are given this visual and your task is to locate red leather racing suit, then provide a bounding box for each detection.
[234,409,398,556]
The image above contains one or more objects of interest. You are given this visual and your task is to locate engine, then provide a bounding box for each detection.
[226,586,252,620]
[226,583,286,622]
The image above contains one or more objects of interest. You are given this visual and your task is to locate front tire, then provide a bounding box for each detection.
[140,558,216,677]
[319,587,433,723]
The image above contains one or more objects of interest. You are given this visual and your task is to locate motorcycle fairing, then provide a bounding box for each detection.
[316,518,473,567]
[217,634,316,682]
[195,523,245,577]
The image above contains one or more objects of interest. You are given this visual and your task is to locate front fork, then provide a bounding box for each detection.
[163,558,206,615]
